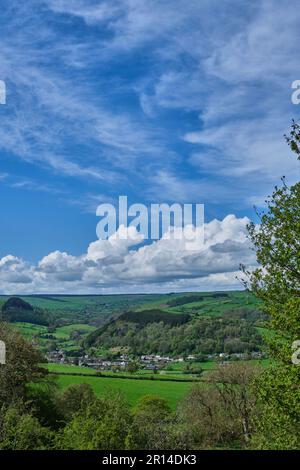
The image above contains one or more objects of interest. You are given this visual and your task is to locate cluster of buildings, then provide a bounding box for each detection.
[78,355,130,370]
[215,351,265,360]
[47,351,130,369]
[47,350,185,370]
[47,349,266,371]
[47,350,66,363]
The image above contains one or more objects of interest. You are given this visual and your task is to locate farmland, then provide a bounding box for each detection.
[45,358,270,409]
[0,290,261,323]
[54,372,194,409]
[1,291,269,407]
[1,290,266,357]
[0,293,167,326]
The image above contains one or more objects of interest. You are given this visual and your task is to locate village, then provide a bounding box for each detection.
[47,349,265,372]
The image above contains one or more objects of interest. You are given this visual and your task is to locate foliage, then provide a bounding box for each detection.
[0,402,53,450]
[57,383,97,422]
[0,322,47,404]
[27,382,64,429]
[243,122,300,449]
[120,309,190,326]
[167,295,204,307]
[86,313,263,357]
[2,297,34,312]
[1,297,53,326]
[127,396,174,450]
[178,363,261,449]
[56,392,132,450]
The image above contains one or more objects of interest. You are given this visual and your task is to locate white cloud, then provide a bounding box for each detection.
[0,2,169,187]
[0,256,33,286]
[47,0,122,25]
[0,0,298,297]
[0,214,255,293]
[179,0,300,191]
[107,0,300,203]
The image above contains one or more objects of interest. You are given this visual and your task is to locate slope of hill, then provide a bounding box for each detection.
[2,297,34,312]
[0,291,266,359]
[0,293,168,326]
[85,303,265,357]
[0,290,261,324]
[1,297,50,326]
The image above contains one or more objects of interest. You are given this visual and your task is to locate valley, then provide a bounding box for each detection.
[0,291,268,407]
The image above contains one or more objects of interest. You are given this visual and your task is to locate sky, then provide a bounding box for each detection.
[0,0,299,294]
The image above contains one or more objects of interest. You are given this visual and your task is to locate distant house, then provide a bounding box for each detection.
[47,349,66,363]
[187,355,196,361]
[145,364,157,370]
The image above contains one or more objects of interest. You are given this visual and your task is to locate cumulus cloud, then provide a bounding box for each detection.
[0,215,256,294]
[0,0,295,296]
[0,256,33,285]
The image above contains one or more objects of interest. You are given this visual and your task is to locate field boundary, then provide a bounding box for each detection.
[49,371,202,383]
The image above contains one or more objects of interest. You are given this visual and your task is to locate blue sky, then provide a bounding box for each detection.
[0,0,299,293]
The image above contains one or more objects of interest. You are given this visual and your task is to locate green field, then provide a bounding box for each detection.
[0,294,168,325]
[55,373,192,409]
[45,362,203,380]
[135,290,261,317]
[0,290,261,324]
[3,290,268,408]
[46,363,97,374]
[11,322,98,353]
[165,360,216,372]
[13,322,48,337]
[49,357,270,409]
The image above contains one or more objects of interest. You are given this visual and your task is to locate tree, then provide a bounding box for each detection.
[126,361,139,374]
[126,396,173,450]
[27,381,63,430]
[0,402,53,450]
[0,322,47,404]
[179,363,261,449]
[243,122,300,449]
[57,383,97,422]
[57,391,132,450]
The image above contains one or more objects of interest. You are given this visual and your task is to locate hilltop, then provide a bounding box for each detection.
[1,297,50,326]
[84,292,265,358]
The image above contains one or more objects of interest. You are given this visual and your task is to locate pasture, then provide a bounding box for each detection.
[55,373,192,409]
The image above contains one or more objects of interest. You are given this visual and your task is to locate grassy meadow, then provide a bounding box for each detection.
[54,373,192,409]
